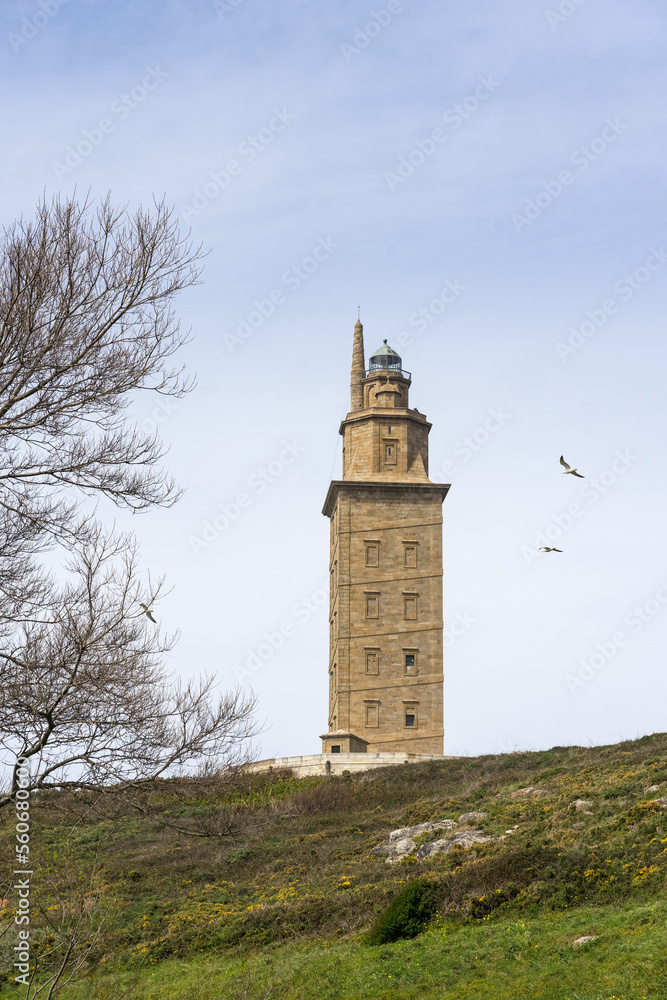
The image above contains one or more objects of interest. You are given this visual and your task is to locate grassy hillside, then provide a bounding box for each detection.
[2,732,667,998]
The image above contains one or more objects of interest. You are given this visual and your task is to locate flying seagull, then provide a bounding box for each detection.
[560,456,584,478]
[140,603,156,623]
[539,547,563,553]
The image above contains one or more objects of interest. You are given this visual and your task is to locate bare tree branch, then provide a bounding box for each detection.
[0,192,203,548]
[0,528,259,810]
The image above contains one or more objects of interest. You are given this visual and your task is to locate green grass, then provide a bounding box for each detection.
[1,732,667,997]
[43,899,667,999]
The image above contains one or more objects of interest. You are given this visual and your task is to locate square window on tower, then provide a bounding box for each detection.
[384,442,397,465]
[404,651,418,675]
[365,649,380,675]
[365,703,379,728]
[403,594,418,620]
[403,543,418,568]
[365,542,379,568]
[404,704,418,728]
[365,594,380,619]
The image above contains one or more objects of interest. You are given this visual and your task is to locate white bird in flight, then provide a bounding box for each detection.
[140,603,156,623]
[540,547,563,553]
[560,456,584,478]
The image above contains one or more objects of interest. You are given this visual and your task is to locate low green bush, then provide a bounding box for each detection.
[365,878,440,944]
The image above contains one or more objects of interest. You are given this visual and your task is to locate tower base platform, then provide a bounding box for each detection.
[244,751,453,778]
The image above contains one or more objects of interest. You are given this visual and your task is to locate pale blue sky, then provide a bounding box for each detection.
[2,0,667,757]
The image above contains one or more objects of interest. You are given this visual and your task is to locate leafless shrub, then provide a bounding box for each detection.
[0,860,112,1000]
[283,781,356,816]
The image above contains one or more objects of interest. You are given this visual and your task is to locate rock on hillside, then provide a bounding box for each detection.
[374,817,499,864]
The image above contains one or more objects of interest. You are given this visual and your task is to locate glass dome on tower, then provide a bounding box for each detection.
[368,339,404,374]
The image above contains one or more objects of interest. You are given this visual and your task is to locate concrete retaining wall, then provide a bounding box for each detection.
[245,751,451,777]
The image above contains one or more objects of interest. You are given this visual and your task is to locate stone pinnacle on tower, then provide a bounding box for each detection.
[350,318,365,412]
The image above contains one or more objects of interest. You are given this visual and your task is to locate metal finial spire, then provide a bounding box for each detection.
[357,305,360,320]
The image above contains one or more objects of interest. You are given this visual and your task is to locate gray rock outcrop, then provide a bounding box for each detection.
[509,786,548,798]
[458,811,488,824]
[571,799,594,814]
[374,817,498,864]
[387,820,456,842]
[417,829,495,860]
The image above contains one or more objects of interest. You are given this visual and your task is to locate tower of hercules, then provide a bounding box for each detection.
[321,320,449,756]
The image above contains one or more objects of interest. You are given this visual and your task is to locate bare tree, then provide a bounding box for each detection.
[0,191,202,565]
[0,195,259,992]
[0,194,260,794]
[0,527,258,808]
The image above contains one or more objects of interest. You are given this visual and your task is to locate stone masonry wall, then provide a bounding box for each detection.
[327,483,446,755]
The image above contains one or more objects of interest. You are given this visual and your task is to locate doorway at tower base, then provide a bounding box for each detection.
[320,730,369,754]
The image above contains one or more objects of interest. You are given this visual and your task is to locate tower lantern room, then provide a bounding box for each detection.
[342,323,429,482]
[368,339,405,374]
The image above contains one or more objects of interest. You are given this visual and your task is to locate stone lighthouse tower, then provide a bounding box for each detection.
[321,321,449,756]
